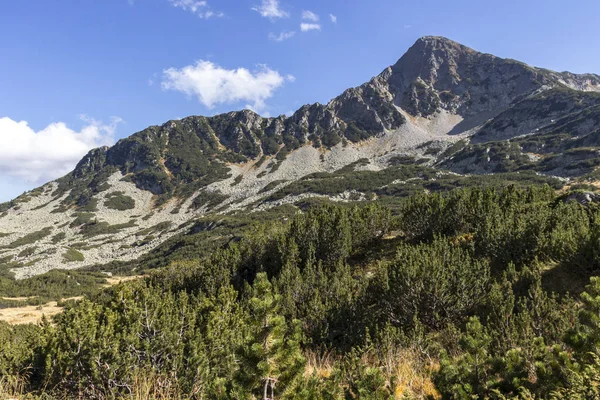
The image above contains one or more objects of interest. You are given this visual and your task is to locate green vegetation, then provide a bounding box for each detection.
[41,105,406,212]
[5,227,53,249]
[90,204,301,274]
[445,87,600,178]
[0,270,108,307]
[0,255,22,276]
[70,241,91,249]
[135,221,173,237]
[72,243,103,251]
[231,174,243,186]
[104,191,136,211]
[141,212,154,221]
[255,154,268,168]
[267,164,563,211]
[191,190,228,211]
[31,200,53,211]
[14,194,32,204]
[69,212,95,227]
[0,201,14,213]
[63,248,84,263]
[51,232,66,244]
[258,179,287,194]
[77,197,99,212]
[79,220,137,238]
[17,247,37,258]
[52,148,118,207]
[4,49,599,397]
[3,186,600,398]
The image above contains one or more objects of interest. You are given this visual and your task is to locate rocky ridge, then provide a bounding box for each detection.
[2,36,600,277]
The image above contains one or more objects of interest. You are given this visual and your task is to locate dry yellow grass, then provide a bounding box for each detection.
[1,296,33,301]
[382,231,401,240]
[0,296,83,325]
[104,275,143,287]
[560,178,600,193]
[303,347,440,399]
[389,349,440,399]
[304,349,335,379]
[0,301,63,325]
[0,373,29,399]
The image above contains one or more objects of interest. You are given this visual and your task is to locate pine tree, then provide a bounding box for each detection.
[569,276,600,354]
[236,272,305,399]
[435,316,493,397]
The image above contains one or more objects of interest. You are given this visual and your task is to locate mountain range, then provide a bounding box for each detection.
[2,36,600,278]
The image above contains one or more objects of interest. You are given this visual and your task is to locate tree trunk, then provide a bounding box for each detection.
[264,378,269,400]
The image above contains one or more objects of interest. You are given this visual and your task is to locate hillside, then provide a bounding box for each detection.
[4,187,600,398]
[3,35,600,400]
[2,36,600,278]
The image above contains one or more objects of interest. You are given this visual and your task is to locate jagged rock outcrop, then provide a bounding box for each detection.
[60,37,600,204]
[3,36,600,277]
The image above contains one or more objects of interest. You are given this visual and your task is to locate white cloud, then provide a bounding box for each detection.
[286,74,296,82]
[0,116,120,184]
[161,60,293,112]
[252,0,289,19]
[300,23,321,32]
[168,0,223,19]
[268,31,296,42]
[404,24,412,29]
[302,10,319,22]
[330,14,337,23]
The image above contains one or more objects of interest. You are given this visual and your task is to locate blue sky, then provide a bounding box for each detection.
[1,0,600,201]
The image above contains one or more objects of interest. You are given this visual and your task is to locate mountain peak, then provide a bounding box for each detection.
[390,36,478,84]
[3,37,600,278]
[384,35,598,118]
[414,35,462,45]
[408,36,476,55]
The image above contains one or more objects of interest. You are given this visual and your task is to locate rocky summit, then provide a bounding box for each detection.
[2,36,600,278]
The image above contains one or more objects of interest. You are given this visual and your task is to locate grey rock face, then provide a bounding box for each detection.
[40,36,600,206]
[4,36,600,277]
[72,146,109,179]
[392,37,599,115]
[564,191,600,206]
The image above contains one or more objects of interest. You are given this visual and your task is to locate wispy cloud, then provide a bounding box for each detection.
[0,115,121,184]
[301,10,321,32]
[300,23,321,32]
[302,10,319,22]
[268,31,296,42]
[148,72,159,86]
[252,0,289,19]
[404,24,412,29]
[168,0,223,19]
[330,14,337,23]
[162,60,294,112]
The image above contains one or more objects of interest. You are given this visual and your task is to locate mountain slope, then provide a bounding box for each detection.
[2,36,600,278]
